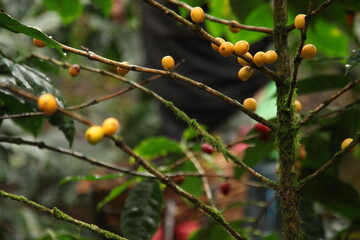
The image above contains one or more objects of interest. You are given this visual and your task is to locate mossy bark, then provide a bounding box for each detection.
[273,0,304,239]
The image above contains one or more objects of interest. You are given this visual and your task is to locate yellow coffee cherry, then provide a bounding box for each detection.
[33,38,46,48]
[190,7,205,23]
[294,14,306,30]
[85,126,104,145]
[294,100,302,112]
[219,42,234,57]
[117,62,130,76]
[301,44,317,59]
[69,64,80,77]
[211,37,225,52]
[161,56,175,70]
[37,93,58,116]
[237,52,253,66]
[102,117,120,136]
[253,51,267,67]
[341,138,353,150]
[234,40,250,55]
[229,21,240,33]
[238,66,253,81]
[265,50,278,64]
[243,98,257,111]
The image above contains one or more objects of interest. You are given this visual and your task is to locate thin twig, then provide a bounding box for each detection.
[298,132,360,190]
[300,78,360,126]
[0,189,126,240]
[0,112,44,119]
[286,0,337,32]
[165,0,273,34]
[286,0,315,108]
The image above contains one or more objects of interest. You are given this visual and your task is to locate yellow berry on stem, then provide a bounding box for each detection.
[219,42,234,57]
[265,50,278,64]
[253,51,267,67]
[85,126,104,145]
[37,93,58,116]
[301,44,317,59]
[238,66,253,81]
[237,52,253,66]
[341,138,354,151]
[294,100,302,112]
[211,37,225,52]
[190,7,205,23]
[234,40,249,55]
[102,117,120,136]
[294,14,306,30]
[243,98,257,111]
[161,56,175,70]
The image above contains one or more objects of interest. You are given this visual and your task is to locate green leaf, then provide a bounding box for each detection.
[177,161,203,197]
[346,49,360,74]
[230,0,266,22]
[339,0,360,11]
[43,0,83,25]
[297,74,358,96]
[120,180,163,240]
[97,178,136,211]
[307,19,349,58]
[0,49,75,145]
[134,136,183,160]
[92,0,113,17]
[0,93,43,136]
[0,12,63,54]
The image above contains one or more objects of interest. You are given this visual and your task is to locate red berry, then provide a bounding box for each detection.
[151,226,164,240]
[254,123,271,141]
[219,182,231,195]
[174,221,200,240]
[172,175,186,185]
[201,143,214,154]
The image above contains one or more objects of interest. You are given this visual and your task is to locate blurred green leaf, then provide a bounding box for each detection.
[230,0,266,22]
[43,0,83,25]
[120,180,163,240]
[48,112,75,147]
[97,178,135,211]
[134,136,183,160]
[182,126,201,141]
[59,173,125,185]
[92,0,113,17]
[339,0,360,11]
[307,19,349,58]
[177,161,203,197]
[297,74,359,96]
[346,49,360,74]
[0,12,63,54]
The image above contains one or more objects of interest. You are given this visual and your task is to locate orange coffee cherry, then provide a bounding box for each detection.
[33,38,46,48]
[294,14,306,30]
[234,40,250,55]
[301,44,317,59]
[253,51,267,67]
[102,117,120,136]
[237,52,253,66]
[229,21,240,33]
[295,100,302,112]
[190,7,205,23]
[243,98,257,111]
[219,42,234,57]
[37,93,58,116]
[161,56,175,70]
[238,66,253,81]
[341,138,354,151]
[69,64,80,77]
[117,62,130,76]
[211,37,225,52]
[85,126,104,145]
[265,50,278,64]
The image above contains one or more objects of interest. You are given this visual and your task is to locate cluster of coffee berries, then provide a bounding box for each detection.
[294,14,317,59]
[85,117,120,145]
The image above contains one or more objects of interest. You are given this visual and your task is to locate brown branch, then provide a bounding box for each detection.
[0,112,44,119]
[298,132,360,190]
[165,0,273,34]
[300,78,360,126]
[0,189,126,240]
